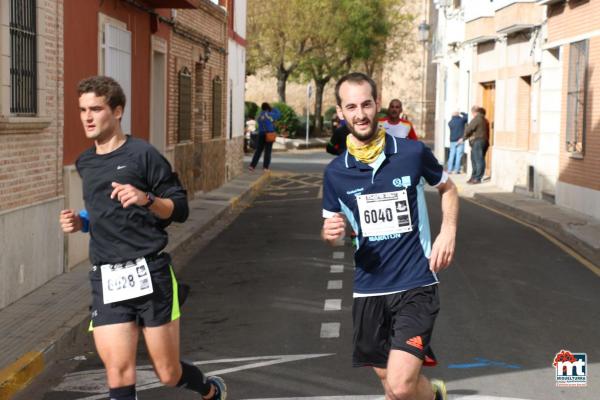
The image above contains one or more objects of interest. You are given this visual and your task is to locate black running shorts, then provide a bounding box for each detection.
[352,285,440,368]
[88,253,181,330]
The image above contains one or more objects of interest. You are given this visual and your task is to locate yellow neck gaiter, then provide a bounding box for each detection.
[346,128,386,164]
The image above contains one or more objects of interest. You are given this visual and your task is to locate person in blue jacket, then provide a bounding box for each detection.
[249,102,281,171]
[447,111,468,174]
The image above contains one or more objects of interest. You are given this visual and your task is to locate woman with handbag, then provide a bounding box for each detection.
[249,102,280,171]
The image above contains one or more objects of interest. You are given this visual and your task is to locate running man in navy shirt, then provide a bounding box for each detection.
[321,72,459,400]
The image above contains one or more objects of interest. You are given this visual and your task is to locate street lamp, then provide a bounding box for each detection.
[417,21,430,139]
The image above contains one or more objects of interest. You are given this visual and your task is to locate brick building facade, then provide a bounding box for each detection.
[0,0,241,310]
[0,0,64,309]
[168,3,229,193]
[546,0,600,219]
[432,0,600,221]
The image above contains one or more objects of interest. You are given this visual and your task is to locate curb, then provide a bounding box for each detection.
[471,193,600,271]
[0,172,272,400]
[0,353,44,400]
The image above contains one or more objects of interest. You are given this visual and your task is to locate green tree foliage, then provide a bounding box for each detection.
[272,102,300,137]
[244,101,259,120]
[293,0,412,133]
[247,0,412,132]
[246,0,313,103]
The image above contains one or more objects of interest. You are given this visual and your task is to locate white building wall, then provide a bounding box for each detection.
[537,47,562,196]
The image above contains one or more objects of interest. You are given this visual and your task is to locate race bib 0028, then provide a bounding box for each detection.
[100,257,154,304]
[356,190,413,237]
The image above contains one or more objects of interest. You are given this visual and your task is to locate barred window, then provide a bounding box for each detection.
[178,67,192,142]
[566,40,588,157]
[212,76,223,138]
[10,0,37,115]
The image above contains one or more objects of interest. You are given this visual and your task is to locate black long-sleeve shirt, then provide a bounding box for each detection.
[76,136,188,266]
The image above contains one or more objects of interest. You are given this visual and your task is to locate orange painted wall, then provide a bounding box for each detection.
[63,0,171,165]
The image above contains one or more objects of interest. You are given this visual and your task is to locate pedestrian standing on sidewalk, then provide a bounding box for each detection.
[321,72,458,400]
[59,76,227,400]
[447,110,468,174]
[249,102,281,172]
[464,106,490,184]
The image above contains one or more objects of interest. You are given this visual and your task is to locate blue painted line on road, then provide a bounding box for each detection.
[448,358,521,369]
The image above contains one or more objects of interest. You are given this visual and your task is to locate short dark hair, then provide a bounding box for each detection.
[261,102,272,111]
[389,99,402,108]
[479,107,486,116]
[335,72,378,106]
[77,76,126,112]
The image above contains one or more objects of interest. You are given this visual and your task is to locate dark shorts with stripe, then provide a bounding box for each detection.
[89,253,181,330]
[352,285,440,368]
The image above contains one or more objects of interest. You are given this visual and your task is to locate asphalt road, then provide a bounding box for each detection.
[18,151,600,400]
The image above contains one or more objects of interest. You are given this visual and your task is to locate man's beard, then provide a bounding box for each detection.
[349,118,379,142]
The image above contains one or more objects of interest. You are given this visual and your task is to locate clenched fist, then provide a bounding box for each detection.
[322,213,346,243]
[59,209,82,233]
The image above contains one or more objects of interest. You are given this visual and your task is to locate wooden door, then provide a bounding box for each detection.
[481,82,495,178]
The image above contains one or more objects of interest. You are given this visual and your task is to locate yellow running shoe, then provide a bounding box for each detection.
[431,379,447,400]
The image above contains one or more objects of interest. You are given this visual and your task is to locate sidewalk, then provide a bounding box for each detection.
[0,171,271,400]
[451,173,600,272]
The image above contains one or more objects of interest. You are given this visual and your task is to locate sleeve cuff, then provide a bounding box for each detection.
[323,209,338,218]
[432,171,449,188]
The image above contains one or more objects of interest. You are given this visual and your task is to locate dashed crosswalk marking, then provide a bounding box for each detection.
[320,322,341,338]
[324,299,342,311]
[330,264,344,273]
[333,251,345,259]
[327,280,343,290]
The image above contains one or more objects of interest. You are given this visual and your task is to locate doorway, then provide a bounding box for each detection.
[481,82,495,178]
[150,48,166,154]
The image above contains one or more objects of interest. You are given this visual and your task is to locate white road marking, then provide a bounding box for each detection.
[324,299,342,311]
[318,185,323,199]
[327,280,342,290]
[332,237,345,247]
[333,251,345,259]
[330,264,344,273]
[59,354,334,399]
[320,322,340,338]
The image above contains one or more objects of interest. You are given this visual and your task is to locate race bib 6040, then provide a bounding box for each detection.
[356,190,413,237]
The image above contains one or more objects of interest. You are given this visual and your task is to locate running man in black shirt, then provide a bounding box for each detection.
[59,76,226,400]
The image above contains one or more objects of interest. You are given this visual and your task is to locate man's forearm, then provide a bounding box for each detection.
[439,180,459,235]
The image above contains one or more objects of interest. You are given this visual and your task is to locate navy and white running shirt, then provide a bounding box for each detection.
[322,135,447,296]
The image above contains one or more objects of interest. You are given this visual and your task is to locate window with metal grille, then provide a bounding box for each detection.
[566,40,588,157]
[178,67,192,142]
[212,76,223,138]
[9,0,37,115]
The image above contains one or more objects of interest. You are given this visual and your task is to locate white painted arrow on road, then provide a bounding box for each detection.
[55,353,334,400]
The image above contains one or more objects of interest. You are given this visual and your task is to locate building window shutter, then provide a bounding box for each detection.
[212,76,223,138]
[566,40,588,156]
[178,67,192,142]
[105,24,132,135]
[9,0,37,115]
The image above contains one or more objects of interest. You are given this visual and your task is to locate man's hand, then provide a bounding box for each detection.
[111,182,147,208]
[59,209,82,233]
[429,229,456,273]
[430,178,459,273]
[322,213,346,243]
